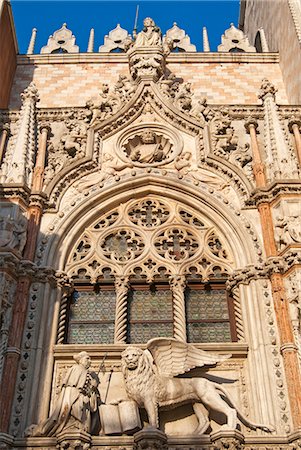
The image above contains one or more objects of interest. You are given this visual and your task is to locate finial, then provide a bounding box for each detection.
[203,27,210,52]
[87,28,94,52]
[27,28,37,55]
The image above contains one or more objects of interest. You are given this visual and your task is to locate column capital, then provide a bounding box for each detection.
[288,117,301,133]
[38,122,52,135]
[244,117,258,133]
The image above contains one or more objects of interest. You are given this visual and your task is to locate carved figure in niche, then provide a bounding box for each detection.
[28,352,99,436]
[121,338,274,434]
[287,276,301,332]
[134,17,162,47]
[175,152,228,189]
[124,131,172,164]
[213,120,238,157]
[229,143,253,180]
[43,121,87,185]
[61,122,87,156]
[0,215,27,253]
[74,153,132,193]
[275,215,301,250]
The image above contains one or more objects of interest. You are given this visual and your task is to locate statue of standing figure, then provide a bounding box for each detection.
[134,17,162,47]
[27,352,100,436]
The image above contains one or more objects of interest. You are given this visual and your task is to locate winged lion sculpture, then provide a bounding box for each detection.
[121,338,274,434]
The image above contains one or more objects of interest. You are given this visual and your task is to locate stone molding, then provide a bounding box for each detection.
[227,251,301,290]
[16,53,280,64]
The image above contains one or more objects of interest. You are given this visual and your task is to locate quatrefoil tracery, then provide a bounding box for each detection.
[66,197,233,282]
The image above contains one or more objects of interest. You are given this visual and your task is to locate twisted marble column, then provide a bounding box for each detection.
[56,294,69,344]
[114,276,129,343]
[170,275,186,342]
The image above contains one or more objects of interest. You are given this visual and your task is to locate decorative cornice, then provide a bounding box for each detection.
[0,184,31,205]
[15,52,280,65]
[246,181,301,206]
[227,252,301,290]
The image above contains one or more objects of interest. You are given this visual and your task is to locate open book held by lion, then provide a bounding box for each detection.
[121,338,274,435]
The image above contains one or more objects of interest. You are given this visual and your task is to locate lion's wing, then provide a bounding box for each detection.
[146,338,231,377]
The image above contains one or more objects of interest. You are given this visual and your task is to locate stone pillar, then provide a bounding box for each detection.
[114,276,129,344]
[0,194,44,432]
[245,110,301,428]
[0,124,10,166]
[289,118,301,167]
[245,118,266,188]
[133,428,168,450]
[56,281,74,344]
[170,275,186,342]
[32,123,51,192]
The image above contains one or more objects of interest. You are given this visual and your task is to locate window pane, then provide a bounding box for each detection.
[186,287,232,343]
[68,289,116,344]
[128,287,173,343]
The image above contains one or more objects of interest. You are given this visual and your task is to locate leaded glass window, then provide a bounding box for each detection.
[127,284,174,344]
[68,285,116,344]
[185,283,237,343]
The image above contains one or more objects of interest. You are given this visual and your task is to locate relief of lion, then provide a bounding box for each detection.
[121,338,274,435]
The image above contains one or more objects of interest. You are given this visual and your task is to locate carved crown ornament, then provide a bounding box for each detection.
[65,196,233,283]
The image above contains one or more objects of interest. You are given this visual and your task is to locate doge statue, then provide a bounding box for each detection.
[121,338,274,435]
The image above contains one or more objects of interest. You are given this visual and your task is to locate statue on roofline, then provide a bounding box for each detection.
[133,17,162,48]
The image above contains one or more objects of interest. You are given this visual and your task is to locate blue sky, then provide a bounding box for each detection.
[11,1,240,54]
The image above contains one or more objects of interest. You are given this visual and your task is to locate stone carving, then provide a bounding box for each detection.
[121,338,274,434]
[0,215,27,252]
[87,78,136,126]
[0,83,39,186]
[275,215,301,250]
[229,143,253,180]
[74,153,132,193]
[122,130,173,165]
[66,197,233,283]
[285,273,301,331]
[218,24,256,53]
[259,79,299,180]
[44,121,87,184]
[190,97,214,124]
[212,115,238,157]
[164,22,196,52]
[41,23,79,54]
[133,17,162,48]
[27,352,99,436]
[127,18,172,81]
[213,437,243,450]
[174,151,228,189]
[99,24,131,52]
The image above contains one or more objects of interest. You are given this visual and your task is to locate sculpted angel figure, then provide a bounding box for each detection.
[175,152,228,189]
[121,338,274,435]
[28,352,99,436]
[134,17,162,47]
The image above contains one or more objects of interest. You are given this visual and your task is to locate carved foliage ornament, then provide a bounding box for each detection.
[65,196,233,283]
